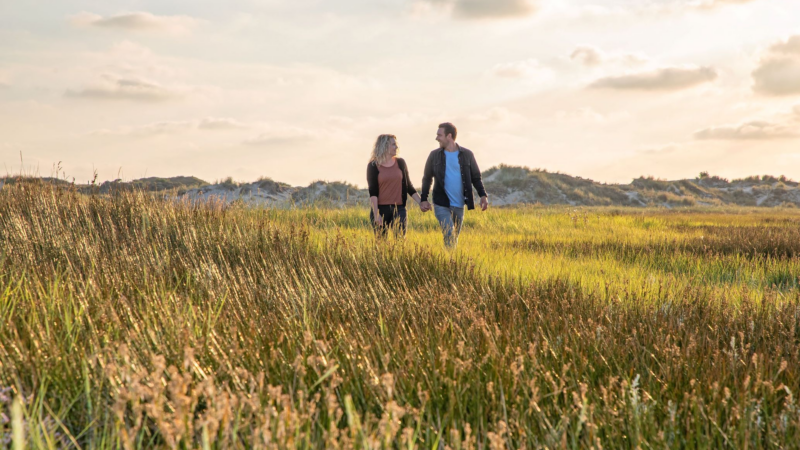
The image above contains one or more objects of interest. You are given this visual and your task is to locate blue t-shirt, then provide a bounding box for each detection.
[444,150,465,208]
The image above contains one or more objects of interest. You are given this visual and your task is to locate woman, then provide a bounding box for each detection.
[366,134,421,238]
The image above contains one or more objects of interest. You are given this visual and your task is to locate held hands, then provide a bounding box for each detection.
[420,201,431,212]
[373,214,383,226]
[419,199,484,211]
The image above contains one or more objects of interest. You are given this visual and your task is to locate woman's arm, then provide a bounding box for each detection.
[398,158,421,207]
[400,159,417,196]
[370,196,382,225]
[367,163,380,198]
[367,163,382,225]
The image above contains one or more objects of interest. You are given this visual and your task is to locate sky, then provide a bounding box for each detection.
[1,0,800,187]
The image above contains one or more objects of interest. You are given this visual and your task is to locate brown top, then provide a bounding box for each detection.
[377,160,403,205]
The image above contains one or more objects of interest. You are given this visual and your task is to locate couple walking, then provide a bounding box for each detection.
[366,122,488,248]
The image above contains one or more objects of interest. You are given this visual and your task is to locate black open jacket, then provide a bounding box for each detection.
[420,145,487,210]
[366,158,417,207]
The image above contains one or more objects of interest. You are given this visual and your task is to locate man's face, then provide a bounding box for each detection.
[435,128,451,148]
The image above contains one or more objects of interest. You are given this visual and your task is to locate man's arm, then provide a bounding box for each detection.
[469,152,488,211]
[419,152,434,212]
[420,152,434,202]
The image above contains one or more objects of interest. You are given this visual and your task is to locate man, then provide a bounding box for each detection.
[420,122,488,248]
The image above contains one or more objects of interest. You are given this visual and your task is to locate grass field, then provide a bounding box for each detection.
[2,182,800,448]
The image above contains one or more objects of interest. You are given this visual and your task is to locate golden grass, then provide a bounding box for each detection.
[1,183,800,448]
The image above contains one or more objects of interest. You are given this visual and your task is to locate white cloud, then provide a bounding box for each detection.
[65,76,180,102]
[638,143,683,155]
[569,46,649,68]
[413,0,537,19]
[589,66,717,91]
[694,107,800,140]
[468,107,527,124]
[91,121,195,137]
[198,117,248,130]
[690,0,760,9]
[768,35,800,55]
[752,35,800,96]
[69,11,199,34]
[91,117,248,136]
[752,59,800,96]
[648,0,760,13]
[541,0,756,25]
[106,40,156,60]
[570,46,604,67]
[555,107,630,123]
[490,59,552,80]
[243,124,320,146]
[0,69,10,88]
[454,0,537,18]
[694,121,798,140]
[72,41,178,81]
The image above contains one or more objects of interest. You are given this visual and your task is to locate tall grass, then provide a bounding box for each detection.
[1,182,800,448]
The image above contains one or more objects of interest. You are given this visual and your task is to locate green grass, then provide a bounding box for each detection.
[1,184,800,448]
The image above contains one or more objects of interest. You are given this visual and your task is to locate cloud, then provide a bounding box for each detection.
[589,66,717,91]
[653,0,759,13]
[198,117,248,130]
[753,59,800,96]
[570,46,648,68]
[570,47,604,67]
[0,70,10,88]
[453,0,536,18]
[91,117,248,136]
[243,125,319,146]
[752,35,800,96]
[692,0,759,9]
[554,107,631,123]
[69,11,198,34]
[92,121,195,137]
[638,143,683,156]
[414,0,537,19]
[768,35,800,55]
[490,59,551,79]
[694,121,799,140]
[65,76,180,102]
[694,105,800,141]
[467,107,528,124]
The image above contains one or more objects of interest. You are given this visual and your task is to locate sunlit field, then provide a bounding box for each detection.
[2,182,800,448]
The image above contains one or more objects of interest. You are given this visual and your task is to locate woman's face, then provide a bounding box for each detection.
[387,138,398,157]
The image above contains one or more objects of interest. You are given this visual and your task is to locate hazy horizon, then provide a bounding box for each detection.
[2,0,800,187]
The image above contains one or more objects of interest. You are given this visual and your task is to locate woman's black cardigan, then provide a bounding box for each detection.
[366,158,417,207]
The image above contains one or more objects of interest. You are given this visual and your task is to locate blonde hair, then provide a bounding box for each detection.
[369,134,397,165]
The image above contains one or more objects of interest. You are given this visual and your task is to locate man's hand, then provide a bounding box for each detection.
[373,214,383,226]
[480,196,488,211]
[420,201,431,212]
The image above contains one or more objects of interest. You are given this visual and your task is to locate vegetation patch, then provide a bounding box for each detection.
[1,185,800,447]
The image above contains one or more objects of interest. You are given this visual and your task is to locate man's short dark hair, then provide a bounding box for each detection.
[438,122,457,140]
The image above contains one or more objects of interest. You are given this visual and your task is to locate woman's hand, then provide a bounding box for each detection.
[411,193,424,211]
[370,196,382,227]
